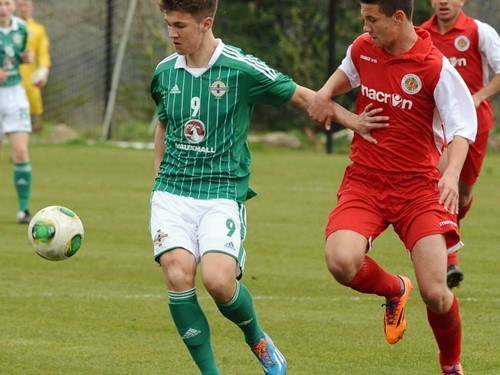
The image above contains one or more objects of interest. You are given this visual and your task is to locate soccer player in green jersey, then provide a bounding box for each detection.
[149,1,388,374]
[0,0,34,223]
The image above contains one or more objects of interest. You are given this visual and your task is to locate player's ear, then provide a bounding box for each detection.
[201,17,213,32]
[393,10,404,25]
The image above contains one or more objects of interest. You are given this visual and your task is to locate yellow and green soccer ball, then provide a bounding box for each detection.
[28,206,84,261]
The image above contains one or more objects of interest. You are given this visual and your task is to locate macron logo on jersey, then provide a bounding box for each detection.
[360,54,378,64]
[449,56,467,68]
[360,85,413,110]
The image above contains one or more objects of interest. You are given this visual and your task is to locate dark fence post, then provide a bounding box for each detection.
[105,0,114,109]
[326,0,336,154]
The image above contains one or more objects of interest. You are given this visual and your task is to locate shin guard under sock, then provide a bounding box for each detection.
[216,281,264,345]
[168,289,220,374]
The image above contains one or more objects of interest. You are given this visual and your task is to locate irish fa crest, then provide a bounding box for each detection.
[209,80,228,99]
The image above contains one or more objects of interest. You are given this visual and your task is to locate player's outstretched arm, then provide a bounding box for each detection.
[306,70,389,143]
[291,85,389,144]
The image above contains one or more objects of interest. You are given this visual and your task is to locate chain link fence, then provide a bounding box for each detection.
[32,0,499,141]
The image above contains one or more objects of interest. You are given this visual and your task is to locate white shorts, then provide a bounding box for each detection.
[150,191,247,273]
[0,85,32,134]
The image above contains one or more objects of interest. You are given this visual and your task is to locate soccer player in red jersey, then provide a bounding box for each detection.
[421,0,500,289]
[308,0,477,374]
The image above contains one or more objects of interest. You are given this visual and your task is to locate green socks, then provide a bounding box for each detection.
[168,289,220,375]
[168,283,264,373]
[216,281,264,345]
[13,162,32,211]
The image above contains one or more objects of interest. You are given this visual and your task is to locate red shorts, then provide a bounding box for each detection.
[460,131,489,185]
[325,164,462,252]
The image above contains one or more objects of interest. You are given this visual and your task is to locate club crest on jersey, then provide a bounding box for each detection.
[454,36,470,52]
[13,33,23,45]
[184,119,206,144]
[5,45,15,58]
[401,74,422,95]
[153,229,168,247]
[209,80,228,99]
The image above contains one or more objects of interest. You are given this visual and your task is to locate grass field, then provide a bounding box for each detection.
[1,142,499,374]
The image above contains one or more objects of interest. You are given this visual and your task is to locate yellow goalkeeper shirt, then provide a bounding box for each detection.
[20,17,51,114]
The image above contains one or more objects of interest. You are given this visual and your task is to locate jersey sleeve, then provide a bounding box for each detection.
[434,57,477,143]
[37,24,51,68]
[245,56,296,106]
[150,72,168,125]
[338,44,360,88]
[475,20,500,74]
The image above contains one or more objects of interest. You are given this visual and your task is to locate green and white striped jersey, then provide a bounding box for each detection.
[151,40,296,203]
[0,17,28,87]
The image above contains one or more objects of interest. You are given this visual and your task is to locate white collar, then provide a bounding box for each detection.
[0,16,20,34]
[175,39,225,77]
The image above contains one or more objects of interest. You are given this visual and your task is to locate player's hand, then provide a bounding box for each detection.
[353,103,389,144]
[308,90,335,130]
[22,50,35,64]
[471,93,482,109]
[31,67,49,88]
[0,68,7,83]
[438,170,460,214]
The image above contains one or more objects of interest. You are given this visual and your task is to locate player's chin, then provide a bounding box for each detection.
[371,38,382,48]
[172,43,184,54]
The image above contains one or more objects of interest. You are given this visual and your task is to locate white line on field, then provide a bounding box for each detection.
[2,292,488,304]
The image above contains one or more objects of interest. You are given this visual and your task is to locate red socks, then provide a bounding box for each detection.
[427,296,461,366]
[347,256,401,298]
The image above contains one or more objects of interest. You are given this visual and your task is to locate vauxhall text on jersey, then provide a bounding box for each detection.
[151,41,296,203]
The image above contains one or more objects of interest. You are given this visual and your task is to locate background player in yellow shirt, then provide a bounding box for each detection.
[16,0,50,133]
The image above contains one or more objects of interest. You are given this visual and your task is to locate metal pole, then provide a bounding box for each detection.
[326,0,336,154]
[105,0,114,106]
[102,0,139,141]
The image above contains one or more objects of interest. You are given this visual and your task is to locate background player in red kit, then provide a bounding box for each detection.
[308,0,477,374]
[421,0,500,289]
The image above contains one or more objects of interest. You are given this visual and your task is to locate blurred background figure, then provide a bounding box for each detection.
[0,0,34,223]
[421,0,500,289]
[16,0,50,133]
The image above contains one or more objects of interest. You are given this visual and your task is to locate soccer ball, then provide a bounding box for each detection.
[28,206,84,261]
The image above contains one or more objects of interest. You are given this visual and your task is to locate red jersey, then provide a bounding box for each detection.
[421,12,500,134]
[339,28,477,174]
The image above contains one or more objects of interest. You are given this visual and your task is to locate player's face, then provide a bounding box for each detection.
[0,0,15,27]
[361,4,399,50]
[430,0,464,24]
[16,0,33,20]
[164,10,210,57]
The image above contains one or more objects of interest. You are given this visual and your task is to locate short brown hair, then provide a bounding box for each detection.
[359,0,413,20]
[158,0,218,20]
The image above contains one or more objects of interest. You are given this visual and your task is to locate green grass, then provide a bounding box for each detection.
[1,143,499,374]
